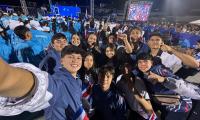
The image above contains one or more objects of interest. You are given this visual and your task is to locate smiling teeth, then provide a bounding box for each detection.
[71,65,78,67]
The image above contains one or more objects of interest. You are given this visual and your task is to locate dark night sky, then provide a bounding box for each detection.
[0,0,131,7]
[0,0,200,15]
[0,0,199,9]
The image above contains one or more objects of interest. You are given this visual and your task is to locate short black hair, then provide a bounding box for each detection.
[99,65,115,78]
[51,33,67,43]
[136,53,153,62]
[131,26,142,33]
[61,45,85,58]
[14,25,30,40]
[149,32,163,40]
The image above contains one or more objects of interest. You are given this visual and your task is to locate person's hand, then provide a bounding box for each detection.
[94,45,101,53]
[117,34,128,42]
[134,94,143,101]
[148,71,165,83]
[161,44,173,53]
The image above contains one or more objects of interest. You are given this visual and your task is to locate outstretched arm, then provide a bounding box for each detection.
[148,72,200,100]
[0,58,34,97]
[161,44,199,68]
[163,77,200,100]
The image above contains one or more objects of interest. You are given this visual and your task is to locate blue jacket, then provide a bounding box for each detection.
[31,30,52,49]
[45,68,85,120]
[0,36,11,62]
[39,47,62,75]
[9,32,44,66]
[9,32,31,63]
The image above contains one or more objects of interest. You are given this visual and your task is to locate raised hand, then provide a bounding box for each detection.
[161,44,173,53]
[117,34,128,42]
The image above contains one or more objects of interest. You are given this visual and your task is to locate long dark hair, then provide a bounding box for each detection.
[79,52,98,83]
[82,52,96,71]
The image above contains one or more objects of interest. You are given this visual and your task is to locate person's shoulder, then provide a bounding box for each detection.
[161,51,179,61]
[110,83,122,95]
[51,71,65,80]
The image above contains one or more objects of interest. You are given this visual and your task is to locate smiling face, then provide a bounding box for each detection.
[84,55,94,70]
[105,47,115,59]
[108,35,115,44]
[137,59,153,73]
[71,34,81,46]
[130,29,142,42]
[61,53,82,77]
[148,36,163,50]
[87,34,97,47]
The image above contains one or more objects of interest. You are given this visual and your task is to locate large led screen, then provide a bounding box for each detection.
[127,1,153,21]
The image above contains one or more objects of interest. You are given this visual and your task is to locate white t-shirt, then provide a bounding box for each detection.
[0,63,52,116]
[160,52,182,72]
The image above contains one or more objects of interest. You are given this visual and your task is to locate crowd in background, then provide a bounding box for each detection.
[1,10,200,120]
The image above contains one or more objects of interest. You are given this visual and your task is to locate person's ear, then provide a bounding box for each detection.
[161,41,164,45]
[51,43,55,48]
[25,32,32,40]
[60,59,64,66]
[150,60,153,66]
[135,63,138,67]
[147,40,150,46]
